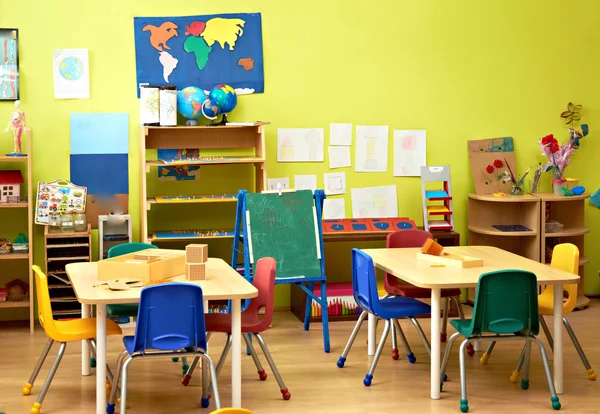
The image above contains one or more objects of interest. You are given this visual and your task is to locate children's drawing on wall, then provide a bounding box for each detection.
[467,137,516,194]
[133,13,264,95]
[0,29,18,100]
[158,165,200,181]
[158,148,200,162]
[393,130,426,176]
[328,146,351,169]
[351,185,398,218]
[323,198,345,219]
[330,123,352,146]
[323,172,346,195]
[53,49,90,99]
[277,128,324,162]
[267,177,290,191]
[294,175,317,192]
[355,125,388,172]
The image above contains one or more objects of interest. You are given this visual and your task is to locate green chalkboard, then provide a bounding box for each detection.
[246,190,321,279]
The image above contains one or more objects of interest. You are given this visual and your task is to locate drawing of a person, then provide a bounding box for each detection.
[364,136,378,169]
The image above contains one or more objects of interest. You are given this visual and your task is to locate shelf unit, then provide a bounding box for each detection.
[467,193,540,302]
[44,224,91,319]
[539,192,590,309]
[421,166,455,231]
[140,123,268,245]
[0,132,33,333]
[99,214,132,259]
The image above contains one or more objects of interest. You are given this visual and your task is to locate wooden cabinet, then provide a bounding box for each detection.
[139,123,268,245]
[44,224,91,319]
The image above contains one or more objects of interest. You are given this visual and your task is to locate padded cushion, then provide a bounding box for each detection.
[376,296,431,319]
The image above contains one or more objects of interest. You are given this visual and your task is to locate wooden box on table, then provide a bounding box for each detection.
[97,248,185,283]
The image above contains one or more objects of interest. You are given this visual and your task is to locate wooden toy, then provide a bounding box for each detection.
[420,166,454,231]
[186,263,206,280]
[97,248,185,283]
[186,244,208,263]
[0,170,22,202]
[418,239,483,268]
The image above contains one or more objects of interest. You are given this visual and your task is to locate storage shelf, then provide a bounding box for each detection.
[468,226,537,237]
[46,243,89,249]
[147,195,237,205]
[580,256,589,266]
[0,300,29,308]
[45,228,92,239]
[0,253,29,260]
[47,256,90,262]
[0,155,28,163]
[0,199,28,208]
[144,122,268,133]
[468,194,539,203]
[536,192,590,201]
[545,228,589,238]
[146,156,265,167]
[150,233,235,242]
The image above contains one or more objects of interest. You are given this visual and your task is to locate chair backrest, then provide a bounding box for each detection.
[132,282,207,352]
[469,270,539,336]
[32,265,59,340]
[245,257,276,331]
[384,229,433,291]
[351,248,382,315]
[549,243,579,313]
[108,242,158,258]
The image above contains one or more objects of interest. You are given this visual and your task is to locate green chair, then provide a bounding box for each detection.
[439,270,560,413]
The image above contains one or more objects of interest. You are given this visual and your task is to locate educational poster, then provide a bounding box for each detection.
[133,13,264,95]
[158,148,200,162]
[324,172,346,195]
[393,130,427,176]
[468,137,516,194]
[351,185,398,218]
[0,29,19,100]
[53,49,90,99]
[323,198,345,219]
[294,175,317,192]
[158,166,200,181]
[328,146,351,169]
[330,123,352,146]
[355,125,388,172]
[277,128,324,162]
[267,177,290,191]
[35,180,87,226]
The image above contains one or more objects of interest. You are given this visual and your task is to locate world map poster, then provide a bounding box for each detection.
[133,13,264,96]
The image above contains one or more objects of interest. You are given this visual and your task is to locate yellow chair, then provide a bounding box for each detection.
[481,243,596,381]
[23,266,122,414]
[210,409,252,414]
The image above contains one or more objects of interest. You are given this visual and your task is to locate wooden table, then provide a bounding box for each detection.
[324,229,460,245]
[361,246,579,400]
[66,257,258,414]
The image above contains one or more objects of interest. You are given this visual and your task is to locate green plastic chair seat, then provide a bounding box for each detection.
[106,303,139,317]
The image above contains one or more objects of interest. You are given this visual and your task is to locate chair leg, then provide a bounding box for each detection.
[453,295,465,319]
[531,337,561,410]
[23,338,54,396]
[440,332,461,390]
[337,310,368,368]
[30,342,67,414]
[458,339,469,413]
[481,337,497,365]
[204,334,234,401]
[255,333,291,400]
[119,356,134,414]
[364,319,391,387]
[563,317,597,380]
[540,316,554,351]
[201,358,209,408]
[243,332,268,380]
[393,319,416,363]
[200,353,221,409]
[182,357,200,386]
[408,317,431,356]
[181,357,190,376]
[441,297,450,342]
[87,339,115,389]
[390,318,399,360]
[520,340,532,390]
[509,344,527,383]
[107,350,128,414]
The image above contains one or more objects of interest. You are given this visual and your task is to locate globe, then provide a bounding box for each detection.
[59,56,84,81]
[201,98,221,119]
[177,86,207,125]
[208,84,237,114]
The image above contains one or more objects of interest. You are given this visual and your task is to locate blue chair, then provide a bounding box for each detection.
[106,283,220,414]
[439,270,560,413]
[337,249,432,386]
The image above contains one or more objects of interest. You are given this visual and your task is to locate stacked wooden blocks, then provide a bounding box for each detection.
[185,244,208,280]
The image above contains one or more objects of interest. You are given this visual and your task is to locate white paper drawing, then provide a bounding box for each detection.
[53,49,90,99]
[394,130,427,176]
[323,198,346,219]
[355,126,388,172]
[351,185,398,218]
[324,172,346,195]
[277,128,324,162]
[330,123,352,146]
[328,146,351,169]
[294,175,317,192]
[267,177,290,191]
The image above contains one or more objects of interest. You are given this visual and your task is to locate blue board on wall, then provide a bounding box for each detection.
[133,12,264,96]
[70,113,129,154]
[70,154,129,195]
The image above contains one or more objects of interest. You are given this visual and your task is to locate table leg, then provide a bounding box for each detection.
[82,304,91,376]
[96,304,107,414]
[554,284,563,394]
[231,299,242,407]
[431,288,441,400]
[367,313,376,356]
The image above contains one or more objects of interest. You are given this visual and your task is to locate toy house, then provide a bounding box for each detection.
[0,170,23,203]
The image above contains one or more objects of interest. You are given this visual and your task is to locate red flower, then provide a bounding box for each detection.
[541,134,556,146]
[493,159,504,168]
[485,165,495,174]
[550,141,559,154]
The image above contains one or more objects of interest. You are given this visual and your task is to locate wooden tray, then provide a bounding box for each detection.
[416,252,483,268]
[98,248,185,282]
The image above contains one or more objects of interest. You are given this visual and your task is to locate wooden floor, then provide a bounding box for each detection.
[2,300,600,414]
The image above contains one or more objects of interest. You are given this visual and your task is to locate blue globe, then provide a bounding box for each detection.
[177,86,206,122]
[201,98,221,119]
[208,84,237,114]
[59,57,84,81]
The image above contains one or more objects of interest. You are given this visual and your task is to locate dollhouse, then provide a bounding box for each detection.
[0,170,23,202]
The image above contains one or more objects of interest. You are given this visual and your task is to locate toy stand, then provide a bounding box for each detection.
[232,189,330,353]
[420,166,454,231]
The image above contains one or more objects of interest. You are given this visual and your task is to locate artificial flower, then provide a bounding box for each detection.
[486,165,495,174]
[493,159,504,168]
[541,134,556,146]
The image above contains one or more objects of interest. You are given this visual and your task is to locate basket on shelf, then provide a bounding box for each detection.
[0,238,12,255]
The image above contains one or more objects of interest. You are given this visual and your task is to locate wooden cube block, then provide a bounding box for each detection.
[186,263,206,281]
[186,244,208,263]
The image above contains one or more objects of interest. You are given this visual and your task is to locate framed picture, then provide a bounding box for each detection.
[0,28,19,101]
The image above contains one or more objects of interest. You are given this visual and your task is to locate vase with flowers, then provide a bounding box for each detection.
[539,134,574,195]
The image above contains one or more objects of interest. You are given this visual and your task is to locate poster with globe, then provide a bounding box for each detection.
[53,49,90,99]
[133,12,264,97]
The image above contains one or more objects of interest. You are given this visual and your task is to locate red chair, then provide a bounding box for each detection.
[182,257,291,401]
[383,230,474,357]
